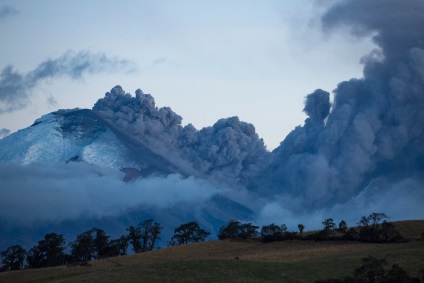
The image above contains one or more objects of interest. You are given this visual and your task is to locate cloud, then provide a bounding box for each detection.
[254,177,424,231]
[321,0,424,62]
[0,128,10,138]
[254,0,424,210]
[0,51,137,113]
[93,86,269,188]
[0,163,223,226]
[0,5,18,19]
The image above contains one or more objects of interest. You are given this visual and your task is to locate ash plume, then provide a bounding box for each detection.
[0,51,136,113]
[93,86,270,187]
[0,4,18,20]
[0,128,10,138]
[259,0,424,210]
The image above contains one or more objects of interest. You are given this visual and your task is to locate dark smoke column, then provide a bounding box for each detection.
[260,0,424,206]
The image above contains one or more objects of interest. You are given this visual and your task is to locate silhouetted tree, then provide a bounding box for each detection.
[298,224,305,237]
[385,264,419,283]
[337,220,348,234]
[260,224,287,242]
[357,213,404,243]
[69,229,95,263]
[353,256,387,283]
[127,225,142,253]
[218,220,258,240]
[0,245,26,272]
[27,233,66,268]
[170,222,210,245]
[92,228,110,259]
[321,218,336,239]
[127,220,163,253]
[315,257,420,283]
[107,236,129,257]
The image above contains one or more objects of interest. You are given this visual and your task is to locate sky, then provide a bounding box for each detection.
[0,0,375,150]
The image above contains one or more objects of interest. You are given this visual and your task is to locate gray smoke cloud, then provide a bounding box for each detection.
[0,51,137,113]
[0,162,224,226]
[0,4,18,19]
[93,86,269,187]
[0,128,10,138]
[255,0,424,214]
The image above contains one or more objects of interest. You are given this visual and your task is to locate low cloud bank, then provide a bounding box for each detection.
[0,163,224,226]
[255,177,424,231]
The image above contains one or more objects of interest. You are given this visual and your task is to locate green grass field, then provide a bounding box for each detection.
[1,220,424,283]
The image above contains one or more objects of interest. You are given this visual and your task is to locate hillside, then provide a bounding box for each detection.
[1,220,423,283]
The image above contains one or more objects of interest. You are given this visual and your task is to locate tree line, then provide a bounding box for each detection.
[0,220,209,272]
[218,212,407,244]
[0,212,418,272]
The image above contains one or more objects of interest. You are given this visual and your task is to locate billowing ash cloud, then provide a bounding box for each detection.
[93,86,269,187]
[0,128,10,138]
[0,163,223,226]
[0,51,137,113]
[256,0,424,210]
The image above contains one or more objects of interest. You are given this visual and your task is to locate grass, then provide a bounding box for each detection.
[1,220,424,282]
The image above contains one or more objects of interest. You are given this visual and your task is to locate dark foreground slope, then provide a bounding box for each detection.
[1,221,423,283]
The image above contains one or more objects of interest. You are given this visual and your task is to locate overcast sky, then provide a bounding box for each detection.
[0,0,374,149]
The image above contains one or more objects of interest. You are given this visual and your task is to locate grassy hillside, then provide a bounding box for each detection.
[1,220,424,283]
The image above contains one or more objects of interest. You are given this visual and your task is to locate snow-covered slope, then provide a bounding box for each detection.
[0,108,181,178]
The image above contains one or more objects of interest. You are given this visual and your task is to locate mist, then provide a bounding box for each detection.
[255,177,424,231]
[0,162,225,226]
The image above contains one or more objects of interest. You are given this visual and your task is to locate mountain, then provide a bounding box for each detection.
[0,86,270,186]
[0,109,177,178]
[0,88,261,250]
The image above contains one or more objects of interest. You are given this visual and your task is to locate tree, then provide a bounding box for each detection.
[27,233,66,268]
[322,218,336,231]
[127,220,163,253]
[127,225,142,253]
[260,224,287,242]
[108,236,129,257]
[170,222,210,246]
[218,220,258,240]
[321,218,336,239]
[386,264,418,283]
[337,220,348,234]
[70,229,95,263]
[92,228,110,259]
[298,224,305,237]
[357,213,404,243]
[69,228,111,262]
[0,245,26,271]
[353,256,387,283]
